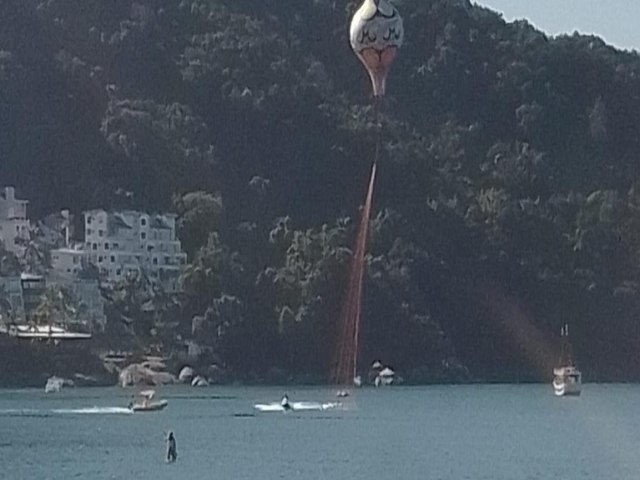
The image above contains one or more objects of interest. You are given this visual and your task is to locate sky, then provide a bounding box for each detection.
[473,0,640,51]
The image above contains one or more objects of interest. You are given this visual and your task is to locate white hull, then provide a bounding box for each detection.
[3,324,91,340]
[130,400,168,412]
[374,375,394,387]
[553,379,581,396]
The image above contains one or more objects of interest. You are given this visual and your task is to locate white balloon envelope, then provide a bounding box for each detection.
[349,0,404,97]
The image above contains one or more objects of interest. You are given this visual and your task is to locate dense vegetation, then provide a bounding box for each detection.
[2,0,640,382]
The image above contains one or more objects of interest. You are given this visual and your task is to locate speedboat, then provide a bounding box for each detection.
[129,389,168,412]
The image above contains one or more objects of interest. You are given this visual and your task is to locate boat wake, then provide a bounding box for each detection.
[0,406,133,417]
[54,407,133,415]
[254,401,341,412]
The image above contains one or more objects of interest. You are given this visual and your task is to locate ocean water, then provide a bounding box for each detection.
[1,384,639,480]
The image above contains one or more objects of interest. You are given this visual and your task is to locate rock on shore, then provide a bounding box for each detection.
[118,363,177,387]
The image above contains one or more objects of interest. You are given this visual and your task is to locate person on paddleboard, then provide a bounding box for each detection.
[166,431,177,463]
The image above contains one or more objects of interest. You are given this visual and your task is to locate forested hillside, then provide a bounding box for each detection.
[2,0,640,382]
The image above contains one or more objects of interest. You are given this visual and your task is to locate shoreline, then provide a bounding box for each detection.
[2,376,640,390]
[1,337,635,388]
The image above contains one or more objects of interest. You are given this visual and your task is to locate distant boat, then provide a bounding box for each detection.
[369,361,396,387]
[101,351,132,365]
[128,389,168,412]
[5,324,91,340]
[374,367,396,387]
[553,324,581,396]
[45,376,65,393]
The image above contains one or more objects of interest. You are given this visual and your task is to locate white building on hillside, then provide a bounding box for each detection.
[0,186,30,254]
[50,246,85,277]
[82,209,186,291]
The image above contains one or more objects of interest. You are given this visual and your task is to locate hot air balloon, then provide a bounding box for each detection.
[332,0,404,390]
[349,0,404,97]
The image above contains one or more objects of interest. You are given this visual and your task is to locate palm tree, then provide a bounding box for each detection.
[33,285,78,328]
[21,240,48,275]
[102,269,155,336]
[0,244,20,277]
[0,285,14,327]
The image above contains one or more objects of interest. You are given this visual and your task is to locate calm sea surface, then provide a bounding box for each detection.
[0,384,639,479]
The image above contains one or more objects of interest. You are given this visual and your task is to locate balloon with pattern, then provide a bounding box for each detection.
[349,0,404,97]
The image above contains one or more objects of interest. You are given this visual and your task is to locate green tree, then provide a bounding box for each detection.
[173,191,223,258]
[33,285,80,328]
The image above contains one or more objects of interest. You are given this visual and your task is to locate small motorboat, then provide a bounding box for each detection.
[129,389,168,412]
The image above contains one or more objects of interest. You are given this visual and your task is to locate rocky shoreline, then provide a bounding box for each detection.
[3,370,639,389]
[1,339,637,389]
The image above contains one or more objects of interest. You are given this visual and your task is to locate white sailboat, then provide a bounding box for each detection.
[553,324,581,396]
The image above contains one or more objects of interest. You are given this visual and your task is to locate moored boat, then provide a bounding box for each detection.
[553,366,581,396]
[45,376,65,393]
[553,324,581,396]
[5,323,91,340]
